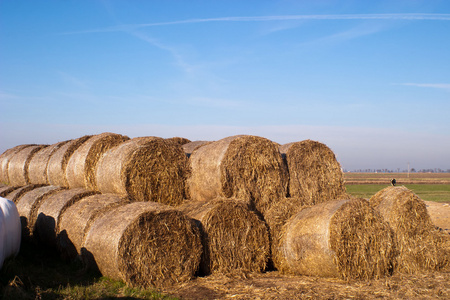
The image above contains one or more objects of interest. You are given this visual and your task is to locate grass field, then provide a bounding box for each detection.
[346,184,450,203]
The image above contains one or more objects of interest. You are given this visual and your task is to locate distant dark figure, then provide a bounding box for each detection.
[391,178,396,186]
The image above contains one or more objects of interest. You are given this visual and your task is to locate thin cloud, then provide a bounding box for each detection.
[62,13,450,35]
[397,83,450,90]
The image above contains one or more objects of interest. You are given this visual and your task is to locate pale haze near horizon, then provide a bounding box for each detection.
[1,0,449,171]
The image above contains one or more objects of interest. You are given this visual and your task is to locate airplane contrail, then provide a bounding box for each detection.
[62,13,450,34]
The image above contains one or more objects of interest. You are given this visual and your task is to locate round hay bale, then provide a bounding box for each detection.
[4,184,46,203]
[187,135,288,215]
[14,185,64,240]
[27,141,70,185]
[276,198,395,280]
[0,145,34,185]
[166,137,191,146]
[279,140,346,206]
[65,133,129,190]
[178,198,270,276]
[370,186,450,273]
[33,188,98,248]
[82,201,202,288]
[95,137,189,205]
[182,141,212,158]
[0,186,19,198]
[263,197,304,268]
[7,145,48,187]
[57,193,127,260]
[47,135,92,187]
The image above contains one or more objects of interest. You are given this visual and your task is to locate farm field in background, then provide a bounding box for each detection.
[345,173,450,202]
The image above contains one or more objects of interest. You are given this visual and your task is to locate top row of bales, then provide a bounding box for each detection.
[0,133,192,206]
[0,133,347,213]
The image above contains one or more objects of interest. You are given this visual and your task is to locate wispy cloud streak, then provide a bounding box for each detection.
[63,13,450,34]
[397,83,450,90]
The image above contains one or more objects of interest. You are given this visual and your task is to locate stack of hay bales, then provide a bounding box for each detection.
[95,137,189,205]
[33,188,99,248]
[57,193,127,260]
[14,185,64,240]
[165,137,191,146]
[66,133,129,190]
[47,135,92,187]
[7,145,48,187]
[0,145,34,185]
[27,141,70,185]
[274,198,396,280]
[82,201,202,287]
[182,140,211,157]
[370,186,450,273]
[178,198,269,276]
[0,197,21,269]
[279,140,347,206]
[3,184,45,203]
[187,135,288,216]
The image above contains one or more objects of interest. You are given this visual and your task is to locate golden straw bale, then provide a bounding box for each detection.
[187,135,288,215]
[182,141,212,157]
[279,140,346,205]
[33,188,98,248]
[178,198,269,276]
[4,184,46,203]
[276,198,395,280]
[14,185,64,240]
[370,186,450,273]
[57,193,127,260]
[7,145,48,187]
[263,197,304,268]
[166,137,191,146]
[0,185,19,198]
[82,201,202,288]
[96,137,189,205]
[65,133,129,190]
[47,136,92,187]
[27,141,69,185]
[0,145,34,184]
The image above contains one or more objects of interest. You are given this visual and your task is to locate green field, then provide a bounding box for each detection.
[345,184,450,203]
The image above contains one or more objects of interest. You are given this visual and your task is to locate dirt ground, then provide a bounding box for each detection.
[426,201,450,234]
[165,271,449,299]
[162,201,450,300]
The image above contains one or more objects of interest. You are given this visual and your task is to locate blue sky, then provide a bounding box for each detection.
[1,0,449,171]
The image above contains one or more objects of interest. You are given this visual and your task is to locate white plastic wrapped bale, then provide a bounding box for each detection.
[0,196,21,269]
